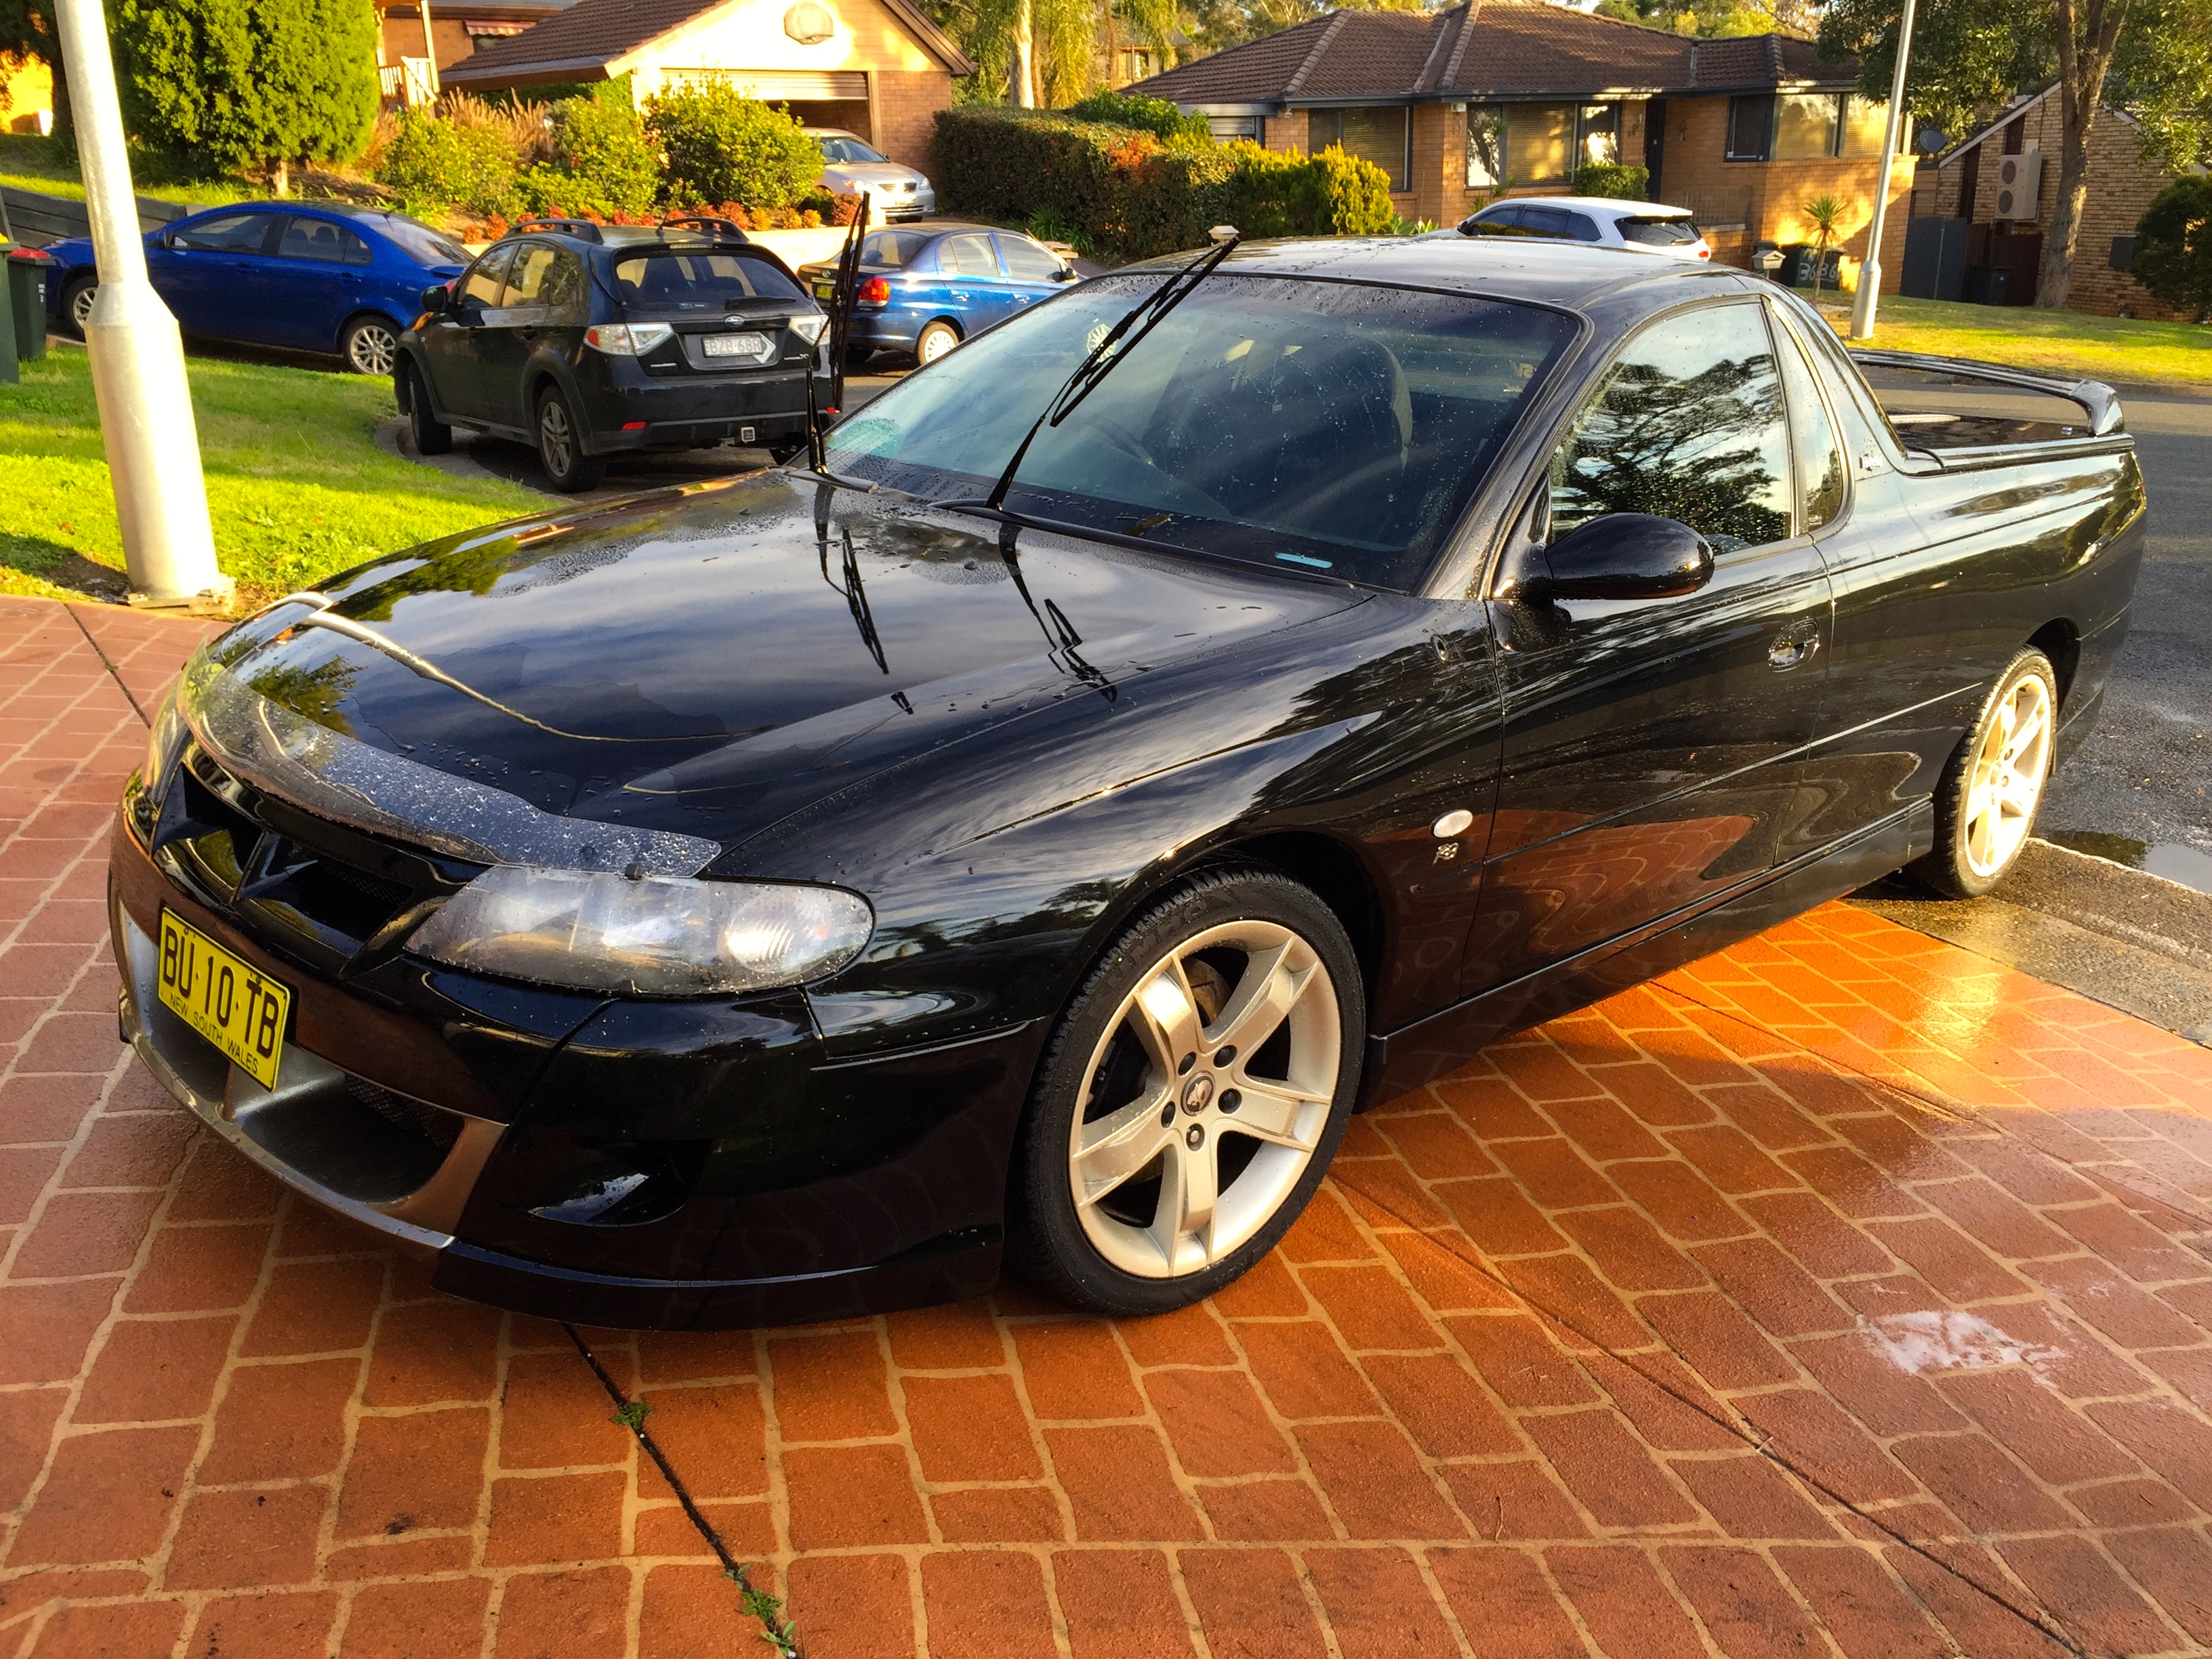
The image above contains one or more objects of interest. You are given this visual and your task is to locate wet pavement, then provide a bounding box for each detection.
[7,595,2212,1658]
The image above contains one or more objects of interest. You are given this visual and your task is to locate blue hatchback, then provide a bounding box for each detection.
[43,201,472,375]
[797,223,1077,367]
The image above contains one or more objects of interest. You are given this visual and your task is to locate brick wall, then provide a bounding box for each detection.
[875,70,953,172]
[1933,96,2190,319]
[1263,110,1307,154]
[1654,94,1912,293]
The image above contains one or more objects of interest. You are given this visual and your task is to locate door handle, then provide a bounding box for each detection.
[1767,628,1819,671]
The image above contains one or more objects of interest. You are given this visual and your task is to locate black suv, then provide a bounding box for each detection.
[394,218,830,490]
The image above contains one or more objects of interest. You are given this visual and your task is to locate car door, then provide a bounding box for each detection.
[270,215,374,351]
[936,233,1010,330]
[419,243,514,424]
[1465,297,1836,996]
[992,233,1070,318]
[471,240,571,431]
[153,210,283,335]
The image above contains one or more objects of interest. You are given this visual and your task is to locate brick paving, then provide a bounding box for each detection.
[5,592,2212,1658]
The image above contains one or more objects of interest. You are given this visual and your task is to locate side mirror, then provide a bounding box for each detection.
[1530,513,1713,602]
[1052,266,1078,282]
[420,284,450,314]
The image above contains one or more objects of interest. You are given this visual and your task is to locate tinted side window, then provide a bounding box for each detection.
[505,243,583,311]
[1771,308,1845,529]
[996,234,1064,281]
[1519,206,1574,237]
[174,212,277,254]
[277,218,371,264]
[1548,301,1793,553]
[1565,213,1602,242]
[939,234,1000,276]
[459,245,516,308]
[1472,205,1521,230]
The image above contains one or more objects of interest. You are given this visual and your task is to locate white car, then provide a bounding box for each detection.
[1423,196,1711,261]
[807,129,937,220]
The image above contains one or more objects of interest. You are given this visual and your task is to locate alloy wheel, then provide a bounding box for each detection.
[539,398,574,476]
[1963,670,2053,878]
[1067,920,1338,1278]
[348,321,398,375]
[70,283,96,331]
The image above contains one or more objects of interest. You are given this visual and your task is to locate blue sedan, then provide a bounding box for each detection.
[44,202,471,375]
[798,223,1077,366]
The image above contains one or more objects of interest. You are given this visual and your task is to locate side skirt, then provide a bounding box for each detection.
[1357,802,1935,1109]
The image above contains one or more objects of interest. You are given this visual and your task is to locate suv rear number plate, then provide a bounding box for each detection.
[157,909,290,1088]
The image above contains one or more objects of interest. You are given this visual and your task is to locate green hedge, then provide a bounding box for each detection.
[1574,163,1650,201]
[930,107,1396,259]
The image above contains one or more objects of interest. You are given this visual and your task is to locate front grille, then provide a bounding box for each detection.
[347,1075,464,1158]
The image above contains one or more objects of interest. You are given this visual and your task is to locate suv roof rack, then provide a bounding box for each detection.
[512,217,605,243]
[658,215,752,243]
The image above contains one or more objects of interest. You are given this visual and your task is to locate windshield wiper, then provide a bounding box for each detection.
[971,232,1240,514]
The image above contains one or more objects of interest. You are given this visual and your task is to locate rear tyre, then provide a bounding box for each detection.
[63,275,97,338]
[535,386,603,492]
[342,315,400,376]
[398,361,452,456]
[843,344,874,371]
[1010,868,1364,1317]
[915,320,960,365]
[1910,648,2058,899]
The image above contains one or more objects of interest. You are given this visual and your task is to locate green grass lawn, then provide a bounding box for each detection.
[0,134,251,211]
[0,345,547,610]
[1802,289,2212,393]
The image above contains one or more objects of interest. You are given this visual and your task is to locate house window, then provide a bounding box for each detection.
[1726,94,1773,161]
[1774,93,1839,159]
[1578,104,1620,167]
[1839,96,1890,156]
[1507,104,1574,184]
[1311,106,1410,190]
[1118,47,1152,81]
[1465,103,1507,188]
[1207,114,1260,142]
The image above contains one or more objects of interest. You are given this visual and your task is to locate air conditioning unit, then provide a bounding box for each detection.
[1992,148,2043,219]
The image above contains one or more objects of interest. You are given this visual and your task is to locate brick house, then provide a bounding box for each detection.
[1128,0,1916,290]
[439,0,974,170]
[1909,85,2200,317]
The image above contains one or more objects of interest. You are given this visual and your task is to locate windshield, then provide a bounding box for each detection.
[610,251,808,306]
[373,213,472,266]
[819,138,887,163]
[824,274,1573,590]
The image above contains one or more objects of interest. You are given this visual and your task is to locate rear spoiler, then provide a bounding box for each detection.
[1847,348,2126,437]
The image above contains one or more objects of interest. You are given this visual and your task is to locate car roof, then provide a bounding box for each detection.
[804,127,865,140]
[1477,197,1693,220]
[1124,235,1744,310]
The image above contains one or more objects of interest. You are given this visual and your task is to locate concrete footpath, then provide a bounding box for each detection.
[6,595,2212,1659]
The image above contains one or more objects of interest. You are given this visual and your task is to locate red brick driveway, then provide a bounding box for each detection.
[5,594,2212,1658]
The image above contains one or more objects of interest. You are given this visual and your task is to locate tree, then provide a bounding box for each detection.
[1799,190,1845,297]
[1594,0,1820,37]
[110,0,378,193]
[2130,174,2212,319]
[1818,0,2212,308]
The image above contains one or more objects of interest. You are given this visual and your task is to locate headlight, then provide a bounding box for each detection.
[787,313,829,345]
[405,867,873,996]
[584,323,676,356]
[143,683,186,798]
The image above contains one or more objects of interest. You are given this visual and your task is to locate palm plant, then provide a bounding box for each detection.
[1799,192,1845,300]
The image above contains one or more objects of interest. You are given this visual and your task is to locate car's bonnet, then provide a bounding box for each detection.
[825,161,928,186]
[218,473,1359,853]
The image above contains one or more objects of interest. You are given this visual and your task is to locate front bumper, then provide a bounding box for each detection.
[109,792,1032,1328]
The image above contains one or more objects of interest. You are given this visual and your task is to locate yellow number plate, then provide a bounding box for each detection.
[157,909,290,1089]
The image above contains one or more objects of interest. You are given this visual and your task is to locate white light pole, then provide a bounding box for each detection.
[53,0,231,611]
[1849,0,1917,340]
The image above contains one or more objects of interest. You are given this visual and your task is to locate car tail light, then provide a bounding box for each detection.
[584,322,675,356]
[1698,247,1711,260]
[859,276,890,305]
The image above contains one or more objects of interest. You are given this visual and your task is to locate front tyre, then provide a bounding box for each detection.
[1911,648,2058,898]
[1012,869,1364,1316]
[342,314,400,375]
[535,386,604,492]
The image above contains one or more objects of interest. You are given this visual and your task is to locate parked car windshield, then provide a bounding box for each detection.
[368,213,472,266]
[818,137,888,163]
[1620,216,1701,247]
[609,251,808,306]
[825,272,1574,590]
